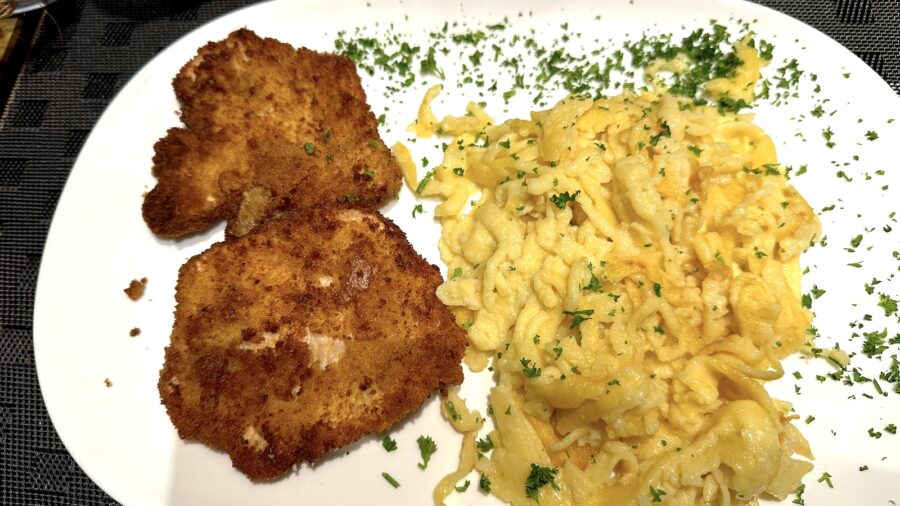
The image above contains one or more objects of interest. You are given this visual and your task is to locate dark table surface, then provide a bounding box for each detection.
[0,0,898,504]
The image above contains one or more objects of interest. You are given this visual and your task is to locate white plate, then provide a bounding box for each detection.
[34,0,900,504]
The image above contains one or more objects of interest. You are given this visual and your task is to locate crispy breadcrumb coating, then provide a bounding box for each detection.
[142,29,401,238]
[158,206,466,480]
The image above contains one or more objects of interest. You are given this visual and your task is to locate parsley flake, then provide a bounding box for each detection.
[877,293,898,317]
[520,358,542,378]
[416,435,437,469]
[649,121,671,146]
[650,486,667,503]
[382,472,400,488]
[479,474,492,493]
[476,435,494,453]
[524,464,560,500]
[549,190,581,209]
[562,308,594,329]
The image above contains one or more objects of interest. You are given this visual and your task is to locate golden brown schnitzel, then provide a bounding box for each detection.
[158,206,466,481]
[142,29,402,239]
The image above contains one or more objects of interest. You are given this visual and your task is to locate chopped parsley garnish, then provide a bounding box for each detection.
[455,480,470,492]
[381,435,397,452]
[382,472,400,488]
[794,484,806,504]
[817,472,833,488]
[304,143,315,155]
[758,39,774,60]
[583,268,602,292]
[652,283,662,297]
[549,190,581,209]
[446,401,461,421]
[479,474,492,493]
[416,435,437,469]
[342,193,360,202]
[625,23,750,103]
[420,46,444,79]
[476,435,494,453]
[452,30,486,45]
[412,203,424,218]
[649,121,671,146]
[801,293,813,309]
[718,96,749,113]
[498,139,511,149]
[524,464,560,500]
[877,293,898,317]
[562,308,594,329]
[416,170,434,194]
[520,358,542,378]
[822,127,835,148]
[552,342,563,360]
[649,486,667,503]
[363,169,376,178]
[862,329,889,358]
[865,130,879,141]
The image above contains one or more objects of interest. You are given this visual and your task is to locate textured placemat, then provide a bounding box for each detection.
[0,1,897,504]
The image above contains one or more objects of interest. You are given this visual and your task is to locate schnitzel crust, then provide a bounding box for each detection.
[142,29,401,238]
[158,206,466,481]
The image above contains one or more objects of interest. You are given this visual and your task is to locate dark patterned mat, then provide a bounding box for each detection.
[0,1,897,504]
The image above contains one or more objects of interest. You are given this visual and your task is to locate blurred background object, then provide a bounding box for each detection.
[0,1,45,112]
[0,5,42,113]
[2,1,59,18]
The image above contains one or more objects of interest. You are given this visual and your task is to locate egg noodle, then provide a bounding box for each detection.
[399,37,821,506]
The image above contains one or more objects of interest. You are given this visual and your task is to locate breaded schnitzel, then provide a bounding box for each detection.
[158,206,466,481]
[142,29,402,239]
